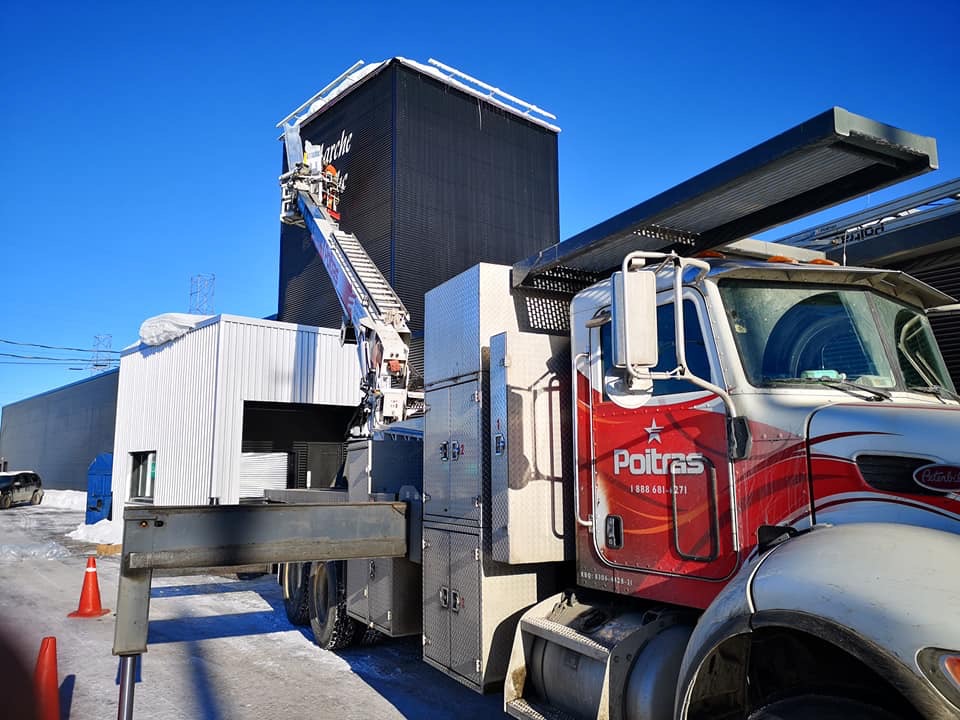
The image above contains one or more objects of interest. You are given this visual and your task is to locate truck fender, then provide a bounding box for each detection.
[676,523,960,720]
[673,541,758,720]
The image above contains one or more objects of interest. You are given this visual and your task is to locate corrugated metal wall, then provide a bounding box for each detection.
[112,320,220,507]
[0,370,118,490]
[394,64,560,335]
[210,317,359,501]
[112,316,360,508]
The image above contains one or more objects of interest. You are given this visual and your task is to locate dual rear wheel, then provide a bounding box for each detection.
[281,561,384,650]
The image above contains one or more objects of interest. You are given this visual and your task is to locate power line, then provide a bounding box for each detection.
[0,338,121,354]
[0,361,118,366]
[0,352,115,361]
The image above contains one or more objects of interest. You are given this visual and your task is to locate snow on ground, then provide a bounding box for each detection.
[0,497,510,719]
[67,518,123,545]
[0,540,71,561]
[41,489,88,510]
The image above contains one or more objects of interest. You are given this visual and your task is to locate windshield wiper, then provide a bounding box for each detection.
[763,377,891,402]
[907,385,960,403]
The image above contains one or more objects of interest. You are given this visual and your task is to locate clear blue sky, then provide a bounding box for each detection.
[1,0,957,409]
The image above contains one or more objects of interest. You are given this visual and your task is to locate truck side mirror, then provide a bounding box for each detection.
[611,269,658,369]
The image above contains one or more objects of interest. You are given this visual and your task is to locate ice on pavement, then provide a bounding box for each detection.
[67,518,123,545]
[42,489,88,511]
[0,540,71,561]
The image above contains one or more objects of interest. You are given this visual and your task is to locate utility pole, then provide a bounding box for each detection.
[189,274,216,315]
[90,334,113,375]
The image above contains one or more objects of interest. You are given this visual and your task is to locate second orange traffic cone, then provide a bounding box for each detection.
[33,636,61,720]
[68,556,110,618]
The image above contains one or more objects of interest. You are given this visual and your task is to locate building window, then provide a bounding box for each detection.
[130,451,156,502]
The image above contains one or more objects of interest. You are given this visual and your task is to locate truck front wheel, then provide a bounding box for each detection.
[308,561,355,650]
[749,695,903,720]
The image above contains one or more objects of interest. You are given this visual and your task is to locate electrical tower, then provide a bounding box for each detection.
[90,334,113,375]
[189,274,215,314]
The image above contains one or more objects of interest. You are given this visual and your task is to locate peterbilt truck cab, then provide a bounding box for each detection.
[505,246,960,720]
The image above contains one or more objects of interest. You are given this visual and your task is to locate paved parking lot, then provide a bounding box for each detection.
[0,500,507,719]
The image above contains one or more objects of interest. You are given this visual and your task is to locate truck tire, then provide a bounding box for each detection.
[30,491,42,506]
[281,562,311,626]
[0,494,10,510]
[359,626,385,646]
[308,561,355,650]
[749,695,902,720]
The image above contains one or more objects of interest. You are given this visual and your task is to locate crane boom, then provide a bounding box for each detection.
[279,123,422,431]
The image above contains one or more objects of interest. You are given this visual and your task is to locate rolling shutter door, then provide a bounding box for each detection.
[239,452,290,499]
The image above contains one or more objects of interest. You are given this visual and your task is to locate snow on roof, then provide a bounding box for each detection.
[280,57,561,133]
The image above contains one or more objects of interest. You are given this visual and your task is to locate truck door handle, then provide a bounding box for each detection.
[451,590,461,613]
[440,442,448,461]
[451,441,461,461]
[439,586,449,608]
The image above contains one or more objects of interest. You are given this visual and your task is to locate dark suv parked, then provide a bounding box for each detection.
[0,471,43,509]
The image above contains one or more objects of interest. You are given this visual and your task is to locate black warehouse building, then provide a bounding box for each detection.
[278,57,561,373]
[0,369,118,491]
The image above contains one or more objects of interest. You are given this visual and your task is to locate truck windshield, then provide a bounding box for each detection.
[718,279,955,393]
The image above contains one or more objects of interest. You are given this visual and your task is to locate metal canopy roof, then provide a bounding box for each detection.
[775,176,960,267]
[513,107,938,291]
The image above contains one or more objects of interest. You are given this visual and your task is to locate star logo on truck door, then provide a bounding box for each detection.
[645,420,663,444]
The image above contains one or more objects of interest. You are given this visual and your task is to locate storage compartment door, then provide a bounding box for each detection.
[346,558,369,624]
[423,389,451,518]
[422,528,450,667]
[447,381,482,522]
[368,558,392,632]
[449,531,481,685]
[490,331,570,564]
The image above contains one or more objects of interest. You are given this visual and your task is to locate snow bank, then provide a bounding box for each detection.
[0,541,71,561]
[68,519,123,546]
[42,490,88,511]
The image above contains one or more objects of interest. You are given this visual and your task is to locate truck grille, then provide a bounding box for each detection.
[855,454,939,495]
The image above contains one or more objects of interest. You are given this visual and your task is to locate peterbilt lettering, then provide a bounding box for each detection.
[913,464,960,493]
[612,448,706,476]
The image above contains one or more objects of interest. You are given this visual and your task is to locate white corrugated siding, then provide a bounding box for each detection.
[112,316,360,510]
[211,317,359,502]
[112,320,220,507]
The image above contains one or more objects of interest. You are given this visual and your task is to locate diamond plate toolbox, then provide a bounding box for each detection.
[490,331,572,564]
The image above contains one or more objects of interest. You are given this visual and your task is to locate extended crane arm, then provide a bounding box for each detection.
[279,123,422,430]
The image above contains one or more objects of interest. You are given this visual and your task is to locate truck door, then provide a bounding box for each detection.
[589,293,738,582]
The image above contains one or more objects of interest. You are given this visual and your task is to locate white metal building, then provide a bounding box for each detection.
[112,315,360,508]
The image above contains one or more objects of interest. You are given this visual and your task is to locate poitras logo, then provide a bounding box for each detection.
[612,418,705,476]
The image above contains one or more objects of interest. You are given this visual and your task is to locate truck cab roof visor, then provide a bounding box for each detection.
[513,107,938,293]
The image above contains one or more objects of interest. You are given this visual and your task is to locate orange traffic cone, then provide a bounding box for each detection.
[68,556,111,618]
[33,636,61,720]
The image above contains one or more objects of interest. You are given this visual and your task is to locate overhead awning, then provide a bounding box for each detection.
[513,107,938,292]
